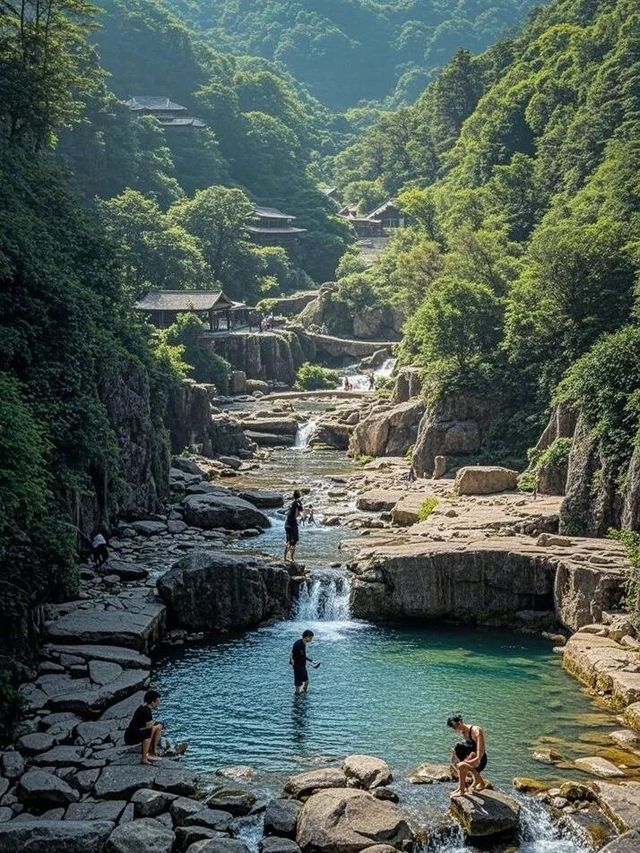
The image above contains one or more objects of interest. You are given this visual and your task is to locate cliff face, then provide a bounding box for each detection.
[207,332,298,385]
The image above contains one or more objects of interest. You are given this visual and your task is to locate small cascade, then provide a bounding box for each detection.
[374,357,397,380]
[294,417,319,449]
[294,574,352,621]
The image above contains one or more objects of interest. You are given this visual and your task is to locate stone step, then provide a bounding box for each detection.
[46,599,166,653]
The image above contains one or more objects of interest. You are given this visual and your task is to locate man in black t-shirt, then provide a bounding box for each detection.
[124,689,162,764]
[284,489,303,562]
[289,629,320,694]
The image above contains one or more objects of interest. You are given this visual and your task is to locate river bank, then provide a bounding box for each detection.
[2,395,640,853]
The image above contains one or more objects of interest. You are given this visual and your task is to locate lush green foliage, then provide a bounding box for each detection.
[293,362,340,391]
[418,496,439,521]
[166,0,543,111]
[609,528,640,628]
[519,437,573,491]
[161,313,232,391]
[334,0,640,465]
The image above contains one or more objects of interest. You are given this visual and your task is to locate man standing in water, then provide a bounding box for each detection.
[284,489,303,562]
[290,629,320,694]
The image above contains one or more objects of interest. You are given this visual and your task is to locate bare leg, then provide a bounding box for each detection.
[451,761,472,797]
[290,545,296,562]
[141,736,153,765]
[148,724,163,760]
[470,768,487,790]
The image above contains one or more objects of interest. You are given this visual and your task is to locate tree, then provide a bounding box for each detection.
[162,313,231,391]
[0,0,102,150]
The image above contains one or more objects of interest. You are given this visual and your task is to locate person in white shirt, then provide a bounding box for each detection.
[91,529,109,566]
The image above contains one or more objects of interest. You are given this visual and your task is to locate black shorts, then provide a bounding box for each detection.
[124,727,151,746]
[454,742,487,771]
[285,525,299,545]
[293,667,308,686]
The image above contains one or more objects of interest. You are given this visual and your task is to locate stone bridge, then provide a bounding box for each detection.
[304,331,397,360]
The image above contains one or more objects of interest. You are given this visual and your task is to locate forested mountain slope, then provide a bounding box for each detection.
[166,0,545,110]
[330,0,640,532]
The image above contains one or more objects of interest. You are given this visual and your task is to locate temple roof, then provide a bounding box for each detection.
[126,96,188,113]
[135,290,233,312]
[254,205,295,220]
[366,199,399,218]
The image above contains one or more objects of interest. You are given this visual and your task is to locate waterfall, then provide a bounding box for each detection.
[294,417,318,449]
[294,575,352,621]
[374,357,397,380]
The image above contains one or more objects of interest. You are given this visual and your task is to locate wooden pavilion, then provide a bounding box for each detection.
[135,290,239,331]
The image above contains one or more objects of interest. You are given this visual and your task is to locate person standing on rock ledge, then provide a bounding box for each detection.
[124,689,163,764]
[284,489,303,562]
[447,713,489,797]
[290,629,320,693]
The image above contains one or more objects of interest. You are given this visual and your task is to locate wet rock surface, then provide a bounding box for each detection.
[449,790,520,839]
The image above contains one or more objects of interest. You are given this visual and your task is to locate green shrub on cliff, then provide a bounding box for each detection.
[162,313,232,393]
[294,362,340,391]
[418,496,439,521]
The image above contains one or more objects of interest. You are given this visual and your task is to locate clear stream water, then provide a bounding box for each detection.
[153,404,615,852]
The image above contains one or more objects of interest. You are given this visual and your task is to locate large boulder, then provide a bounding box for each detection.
[105,818,175,853]
[284,768,347,800]
[390,368,422,405]
[181,493,270,530]
[18,769,80,806]
[454,466,518,496]
[0,820,114,852]
[311,422,352,451]
[601,830,640,852]
[449,790,520,839]
[296,788,412,853]
[157,552,292,632]
[343,756,392,790]
[349,399,425,458]
[412,395,494,476]
[265,799,302,838]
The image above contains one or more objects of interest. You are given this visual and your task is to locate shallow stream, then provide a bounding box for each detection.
[154,403,615,852]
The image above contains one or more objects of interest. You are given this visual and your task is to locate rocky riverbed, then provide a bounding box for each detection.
[3,392,640,852]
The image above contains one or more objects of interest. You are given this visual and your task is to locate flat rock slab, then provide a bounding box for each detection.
[95,761,198,800]
[235,489,284,508]
[449,790,520,839]
[356,490,404,513]
[0,819,115,852]
[44,643,151,669]
[408,763,452,784]
[18,769,80,805]
[98,559,149,581]
[66,800,129,821]
[181,493,270,530]
[46,599,166,652]
[601,829,640,852]
[284,768,347,800]
[574,756,625,778]
[47,668,149,715]
[104,817,175,853]
[296,788,412,853]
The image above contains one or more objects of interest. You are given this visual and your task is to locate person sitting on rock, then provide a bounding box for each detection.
[284,489,303,562]
[447,713,488,797]
[289,629,320,694]
[124,689,163,764]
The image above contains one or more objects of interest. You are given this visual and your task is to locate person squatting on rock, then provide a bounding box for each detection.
[124,689,163,764]
[447,713,488,797]
[91,528,109,566]
[290,629,320,694]
[284,489,303,562]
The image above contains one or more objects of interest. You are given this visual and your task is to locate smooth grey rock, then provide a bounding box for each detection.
[284,768,347,800]
[449,790,520,839]
[171,796,206,824]
[186,839,250,853]
[183,809,233,832]
[89,659,123,686]
[131,521,168,536]
[18,769,80,806]
[101,691,145,721]
[44,644,151,669]
[74,719,119,745]
[343,755,391,789]
[176,825,227,849]
[1,750,25,780]
[74,768,101,792]
[157,553,291,632]
[105,817,175,853]
[132,788,177,818]
[260,838,301,853]
[601,829,640,852]
[154,767,199,797]
[98,560,149,582]
[66,800,128,821]
[264,799,301,838]
[205,788,256,816]
[181,494,269,531]
[94,765,157,799]
[0,819,114,852]
[30,746,86,767]
[235,490,284,509]
[0,778,8,798]
[46,600,166,653]
[0,806,13,822]
[47,668,149,714]
[17,732,56,755]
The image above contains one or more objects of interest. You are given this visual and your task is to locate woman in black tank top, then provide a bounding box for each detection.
[447,714,488,797]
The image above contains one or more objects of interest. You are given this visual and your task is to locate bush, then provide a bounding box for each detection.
[520,437,573,491]
[608,529,640,630]
[162,313,232,392]
[418,496,439,521]
[294,362,340,391]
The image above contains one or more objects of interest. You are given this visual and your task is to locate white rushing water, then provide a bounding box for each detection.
[293,416,319,449]
[293,574,352,621]
[339,356,398,391]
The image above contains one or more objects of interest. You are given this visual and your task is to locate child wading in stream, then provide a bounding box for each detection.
[284,489,303,561]
[447,713,489,797]
[290,629,320,693]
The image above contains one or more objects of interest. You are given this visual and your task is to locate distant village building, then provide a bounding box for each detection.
[247,205,307,246]
[125,96,206,129]
[135,290,240,331]
[338,199,406,237]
